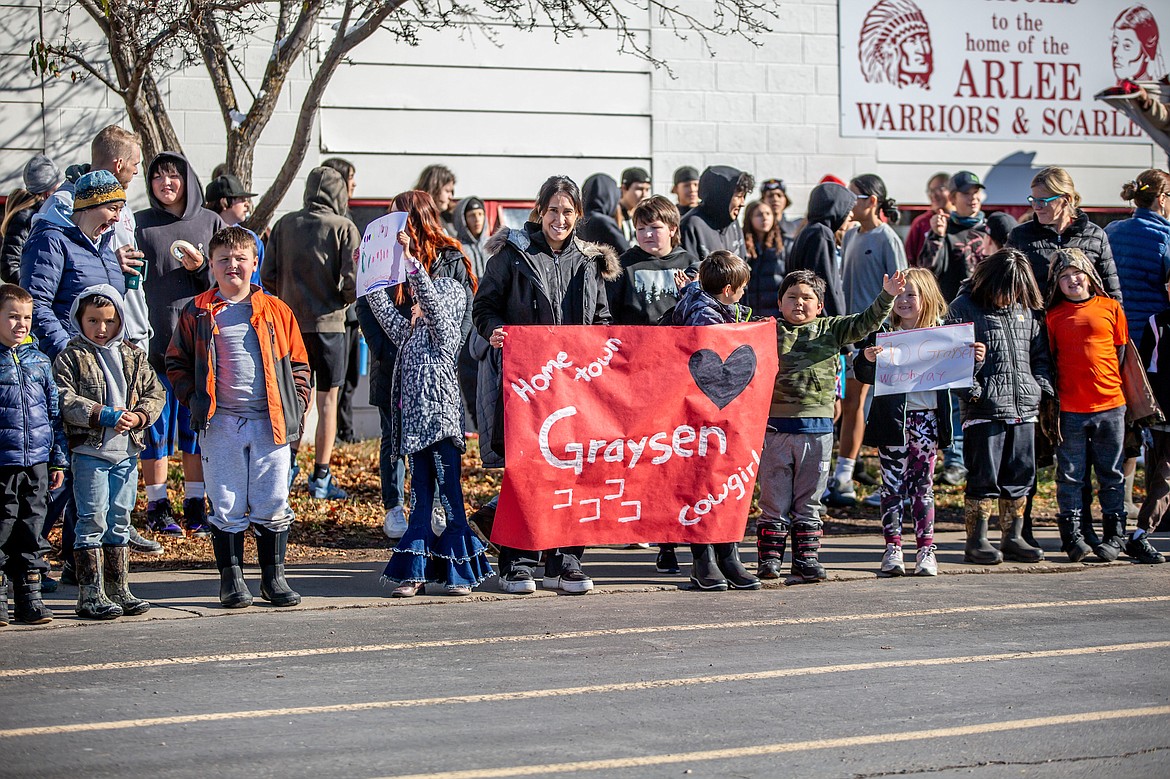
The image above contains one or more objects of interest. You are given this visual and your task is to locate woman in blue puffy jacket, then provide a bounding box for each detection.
[1105,169,1170,347]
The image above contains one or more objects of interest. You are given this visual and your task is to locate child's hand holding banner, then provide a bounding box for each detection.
[873,323,976,397]
[492,322,779,550]
[356,212,409,297]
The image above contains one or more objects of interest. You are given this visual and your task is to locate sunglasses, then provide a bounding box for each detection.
[761,179,785,192]
[1027,194,1063,208]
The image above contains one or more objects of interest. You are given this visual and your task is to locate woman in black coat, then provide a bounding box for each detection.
[472,175,619,595]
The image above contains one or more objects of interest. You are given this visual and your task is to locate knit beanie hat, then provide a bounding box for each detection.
[1046,247,1104,308]
[73,170,126,211]
[22,154,63,195]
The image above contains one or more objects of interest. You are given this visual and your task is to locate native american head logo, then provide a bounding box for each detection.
[1112,4,1167,83]
[859,0,934,89]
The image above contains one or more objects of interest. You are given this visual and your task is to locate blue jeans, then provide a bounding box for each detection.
[378,407,407,509]
[72,454,138,549]
[1056,407,1126,517]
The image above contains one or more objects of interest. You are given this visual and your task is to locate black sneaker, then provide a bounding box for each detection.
[183,498,212,538]
[1125,534,1165,565]
[543,567,593,594]
[655,547,681,574]
[145,499,184,537]
[500,568,536,594]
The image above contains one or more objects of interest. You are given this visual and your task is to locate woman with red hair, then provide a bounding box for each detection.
[354,191,476,543]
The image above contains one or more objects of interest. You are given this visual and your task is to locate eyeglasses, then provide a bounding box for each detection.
[1027,194,1063,209]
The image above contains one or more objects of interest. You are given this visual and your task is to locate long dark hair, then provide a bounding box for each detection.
[851,173,900,224]
[532,175,583,219]
[969,248,1042,310]
[743,199,782,261]
[390,190,476,304]
[413,164,455,206]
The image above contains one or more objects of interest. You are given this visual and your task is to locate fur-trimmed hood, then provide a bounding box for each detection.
[485,224,621,281]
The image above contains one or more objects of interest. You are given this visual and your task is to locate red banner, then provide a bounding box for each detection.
[492,323,778,550]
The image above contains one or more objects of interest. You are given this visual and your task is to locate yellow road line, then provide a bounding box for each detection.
[2,595,1166,679]
[2,639,1167,739]
[378,705,1170,779]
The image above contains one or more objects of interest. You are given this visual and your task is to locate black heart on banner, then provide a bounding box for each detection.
[688,345,757,410]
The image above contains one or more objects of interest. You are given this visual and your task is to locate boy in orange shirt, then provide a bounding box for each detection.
[1045,248,1129,563]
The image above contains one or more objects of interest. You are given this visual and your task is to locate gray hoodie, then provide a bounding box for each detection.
[68,284,133,462]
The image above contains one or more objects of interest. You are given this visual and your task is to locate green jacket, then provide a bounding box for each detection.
[770,290,895,419]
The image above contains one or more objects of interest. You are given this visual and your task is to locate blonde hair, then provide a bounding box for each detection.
[90,126,140,168]
[894,267,948,329]
[1031,166,1081,210]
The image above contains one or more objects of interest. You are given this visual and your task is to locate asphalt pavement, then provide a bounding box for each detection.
[1,529,1168,779]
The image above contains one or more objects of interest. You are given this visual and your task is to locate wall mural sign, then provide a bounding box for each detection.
[839,0,1168,142]
[491,323,778,550]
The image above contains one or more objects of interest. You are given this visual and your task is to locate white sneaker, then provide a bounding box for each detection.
[915,545,938,576]
[383,506,408,540]
[431,505,448,535]
[880,543,905,576]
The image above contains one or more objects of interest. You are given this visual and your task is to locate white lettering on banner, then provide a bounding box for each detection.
[574,338,623,383]
[839,0,1160,142]
[538,406,727,475]
[551,479,643,525]
[511,352,573,402]
[678,450,761,527]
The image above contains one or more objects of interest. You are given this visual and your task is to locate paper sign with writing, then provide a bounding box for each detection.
[492,322,779,550]
[356,212,409,297]
[874,323,975,397]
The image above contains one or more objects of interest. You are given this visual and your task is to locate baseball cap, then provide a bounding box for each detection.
[621,167,651,187]
[205,173,257,203]
[950,171,985,194]
[672,166,699,186]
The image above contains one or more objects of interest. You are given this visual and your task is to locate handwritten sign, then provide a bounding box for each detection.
[356,211,409,297]
[491,323,779,550]
[874,323,975,397]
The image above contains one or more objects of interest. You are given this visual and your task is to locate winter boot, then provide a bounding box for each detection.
[1094,513,1127,563]
[255,526,301,606]
[102,545,150,616]
[210,527,253,608]
[59,552,77,586]
[1021,512,1039,548]
[714,543,761,590]
[1080,508,1102,549]
[0,573,8,626]
[999,497,1044,562]
[756,519,789,579]
[13,570,53,624]
[790,520,827,582]
[1056,511,1093,563]
[688,544,729,591]
[73,548,122,620]
[963,498,1002,565]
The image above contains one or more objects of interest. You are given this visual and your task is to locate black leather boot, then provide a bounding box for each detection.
[1056,511,1093,563]
[688,544,728,591]
[13,570,54,625]
[714,543,761,590]
[102,545,149,616]
[1094,513,1127,563]
[791,520,827,582]
[255,526,301,606]
[210,527,253,608]
[756,519,789,579]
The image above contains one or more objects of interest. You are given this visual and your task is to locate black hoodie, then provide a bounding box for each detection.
[135,151,226,370]
[608,244,699,324]
[786,182,855,317]
[577,174,629,255]
[678,166,747,261]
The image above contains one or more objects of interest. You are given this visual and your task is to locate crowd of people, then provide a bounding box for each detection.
[1,120,1169,624]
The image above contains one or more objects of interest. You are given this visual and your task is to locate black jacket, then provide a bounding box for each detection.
[745,243,784,319]
[787,183,855,317]
[135,151,225,370]
[853,327,954,449]
[679,166,746,261]
[1139,309,1170,421]
[609,244,698,325]
[577,174,629,255]
[947,291,1054,423]
[917,214,987,302]
[472,222,619,459]
[1006,211,1121,301]
[1,205,34,284]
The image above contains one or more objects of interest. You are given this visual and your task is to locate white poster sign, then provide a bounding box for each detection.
[873,323,976,397]
[839,0,1168,142]
[356,211,409,297]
